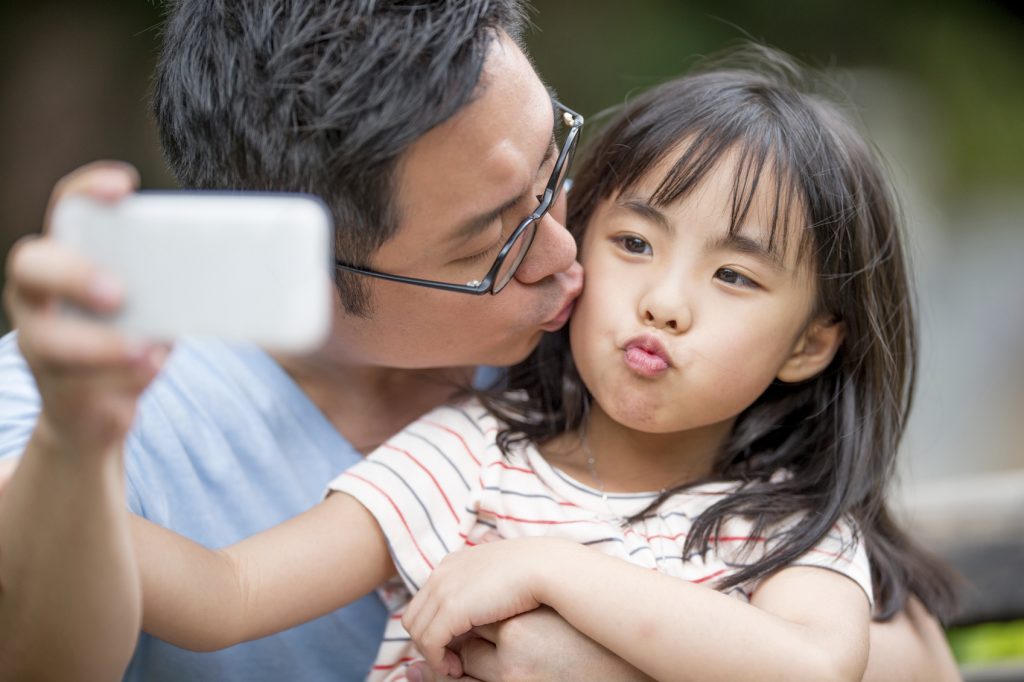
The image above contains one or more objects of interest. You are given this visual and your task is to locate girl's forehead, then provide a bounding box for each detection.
[616,143,813,263]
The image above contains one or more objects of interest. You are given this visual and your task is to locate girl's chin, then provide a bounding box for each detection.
[593,395,684,434]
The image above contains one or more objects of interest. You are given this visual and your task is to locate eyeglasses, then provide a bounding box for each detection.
[334,100,584,295]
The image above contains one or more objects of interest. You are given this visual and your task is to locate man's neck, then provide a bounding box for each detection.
[272,352,474,454]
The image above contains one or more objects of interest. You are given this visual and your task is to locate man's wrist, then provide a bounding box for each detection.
[33,411,125,468]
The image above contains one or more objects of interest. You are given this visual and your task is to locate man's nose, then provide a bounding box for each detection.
[512,211,577,284]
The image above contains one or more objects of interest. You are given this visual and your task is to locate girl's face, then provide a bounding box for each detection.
[570,151,822,436]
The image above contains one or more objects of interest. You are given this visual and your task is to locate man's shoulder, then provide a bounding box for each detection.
[0,332,40,461]
[134,337,316,428]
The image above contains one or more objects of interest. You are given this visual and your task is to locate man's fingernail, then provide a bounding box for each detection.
[406,666,423,682]
[89,273,122,306]
[92,168,135,199]
[124,339,148,362]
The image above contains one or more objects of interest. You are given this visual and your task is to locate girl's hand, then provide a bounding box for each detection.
[402,537,580,678]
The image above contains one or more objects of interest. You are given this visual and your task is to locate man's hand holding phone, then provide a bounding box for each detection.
[4,161,334,455]
[4,162,169,454]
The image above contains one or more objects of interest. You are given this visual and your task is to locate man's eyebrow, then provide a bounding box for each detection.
[706,232,786,270]
[450,106,559,244]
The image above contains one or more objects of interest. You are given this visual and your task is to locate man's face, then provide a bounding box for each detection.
[329,33,583,369]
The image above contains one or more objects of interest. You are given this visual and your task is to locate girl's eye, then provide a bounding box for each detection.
[614,235,652,256]
[716,267,759,289]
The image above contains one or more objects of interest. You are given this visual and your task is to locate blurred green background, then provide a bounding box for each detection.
[1,0,1022,668]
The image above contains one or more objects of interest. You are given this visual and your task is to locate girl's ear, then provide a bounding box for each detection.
[776,316,846,383]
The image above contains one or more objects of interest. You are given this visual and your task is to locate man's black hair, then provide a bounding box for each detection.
[153,0,529,314]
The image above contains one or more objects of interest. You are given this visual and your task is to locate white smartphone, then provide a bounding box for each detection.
[51,191,334,354]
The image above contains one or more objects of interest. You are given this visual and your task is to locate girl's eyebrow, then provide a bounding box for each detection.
[619,198,673,234]
[619,196,786,271]
[706,232,786,271]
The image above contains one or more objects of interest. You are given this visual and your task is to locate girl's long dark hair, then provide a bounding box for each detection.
[483,44,957,622]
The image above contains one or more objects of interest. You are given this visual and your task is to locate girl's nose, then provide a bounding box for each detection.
[512,211,578,285]
[640,282,693,333]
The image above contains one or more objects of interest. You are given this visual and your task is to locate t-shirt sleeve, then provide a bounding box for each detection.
[327,401,494,594]
[0,332,40,462]
[763,516,875,608]
[0,332,150,515]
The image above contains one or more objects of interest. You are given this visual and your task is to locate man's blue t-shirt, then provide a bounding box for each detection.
[0,332,388,681]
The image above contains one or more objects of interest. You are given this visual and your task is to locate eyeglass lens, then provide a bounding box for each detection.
[491,114,577,292]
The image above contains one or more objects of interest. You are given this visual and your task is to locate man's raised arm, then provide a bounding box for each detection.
[0,163,167,681]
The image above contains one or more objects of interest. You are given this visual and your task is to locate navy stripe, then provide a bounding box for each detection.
[548,465,659,501]
[406,431,471,491]
[473,517,498,530]
[452,405,485,436]
[482,485,583,507]
[650,510,694,523]
[386,538,420,592]
[583,536,626,547]
[370,459,452,555]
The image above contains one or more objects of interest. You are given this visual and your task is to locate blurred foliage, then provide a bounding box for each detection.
[948,619,1024,663]
[527,0,1024,195]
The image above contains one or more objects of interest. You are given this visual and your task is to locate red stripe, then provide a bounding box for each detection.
[385,444,460,524]
[642,531,688,542]
[478,507,595,526]
[422,419,480,466]
[343,472,434,570]
[372,656,417,670]
[487,460,536,475]
[693,568,728,584]
[806,547,852,563]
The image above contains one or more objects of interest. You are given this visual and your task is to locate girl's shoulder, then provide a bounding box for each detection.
[412,397,498,433]
[392,397,506,463]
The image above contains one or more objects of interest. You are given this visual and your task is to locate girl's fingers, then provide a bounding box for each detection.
[404,596,446,668]
[414,607,466,678]
[440,648,463,679]
[6,236,123,314]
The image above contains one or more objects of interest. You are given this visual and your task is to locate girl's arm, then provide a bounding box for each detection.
[403,537,869,682]
[135,491,395,651]
[863,595,960,682]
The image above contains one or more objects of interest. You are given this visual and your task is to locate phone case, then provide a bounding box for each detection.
[51,191,334,353]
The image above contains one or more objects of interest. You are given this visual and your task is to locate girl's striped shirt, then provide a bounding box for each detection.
[328,400,872,681]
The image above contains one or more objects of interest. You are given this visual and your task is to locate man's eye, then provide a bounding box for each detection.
[716,267,759,289]
[614,235,652,256]
[461,242,501,264]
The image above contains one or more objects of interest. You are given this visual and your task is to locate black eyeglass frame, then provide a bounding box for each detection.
[334,100,584,295]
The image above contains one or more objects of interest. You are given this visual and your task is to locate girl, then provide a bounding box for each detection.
[137,46,955,681]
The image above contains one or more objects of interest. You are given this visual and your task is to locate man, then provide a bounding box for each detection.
[0,1,959,681]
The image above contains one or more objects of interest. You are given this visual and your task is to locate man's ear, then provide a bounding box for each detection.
[776,316,845,383]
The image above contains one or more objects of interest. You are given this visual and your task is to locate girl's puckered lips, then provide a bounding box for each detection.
[623,333,673,377]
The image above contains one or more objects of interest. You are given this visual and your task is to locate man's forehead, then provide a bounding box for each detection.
[380,32,553,260]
